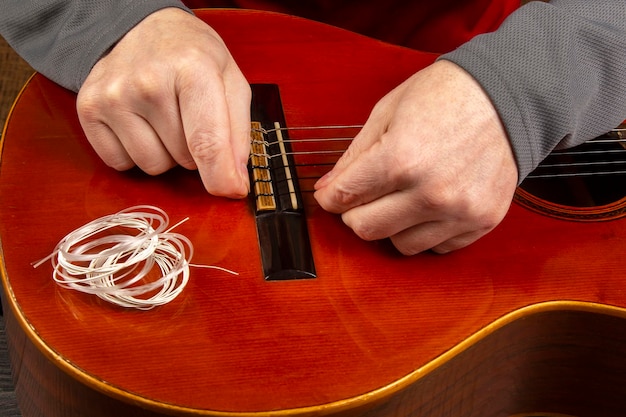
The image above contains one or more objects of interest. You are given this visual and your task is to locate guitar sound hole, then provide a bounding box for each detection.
[521,173,626,208]
[516,131,626,220]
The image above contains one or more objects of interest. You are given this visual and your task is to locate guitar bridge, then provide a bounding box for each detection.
[248,84,316,281]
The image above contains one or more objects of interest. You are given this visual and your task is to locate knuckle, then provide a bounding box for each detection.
[107,153,174,176]
[139,159,175,176]
[343,214,379,242]
[390,236,423,256]
[421,186,457,213]
[432,231,483,255]
[431,242,460,255]
[132,71,167,102]
[334,183,360,207]
[480,208,504,228]
[176,49,224,84]
[78,80,127,119]
[420,185,502,227]
[106,157,135,172]
[461,194,508,231]
[175,47,203,68]
[77,89,109,120]
[175,155,198,170]
[187,131,224,164]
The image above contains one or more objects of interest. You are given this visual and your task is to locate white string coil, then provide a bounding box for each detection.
[32,205,227,310]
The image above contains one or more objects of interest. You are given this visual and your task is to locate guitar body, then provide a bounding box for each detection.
[2,9,626,417]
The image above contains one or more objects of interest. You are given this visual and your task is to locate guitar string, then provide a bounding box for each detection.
[253,126,626,181]
[254,126,626,152]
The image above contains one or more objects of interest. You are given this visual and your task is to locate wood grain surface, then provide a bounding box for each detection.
[1,9,625,417]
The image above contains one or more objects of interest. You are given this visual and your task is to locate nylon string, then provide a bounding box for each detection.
[32,205,238,310]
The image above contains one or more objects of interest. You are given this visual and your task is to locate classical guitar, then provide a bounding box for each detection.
[2,9,626,417]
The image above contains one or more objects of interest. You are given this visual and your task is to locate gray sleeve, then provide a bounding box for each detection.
[440,0,626,183]
[0,0,191,92]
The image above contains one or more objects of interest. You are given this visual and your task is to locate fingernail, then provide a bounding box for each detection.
[314,170,334,190]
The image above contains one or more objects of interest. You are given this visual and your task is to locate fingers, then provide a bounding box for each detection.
[391,223,489,255]
[77,79,183,174]
[127,74,194,170]
[76,8,252,199]
[314,143,390,213]
[313,60,518,256]
[178,64,251,198]
[313,101,398,212]
[79,112,176,174]
[337,184,503,255]
[76,102,134,171]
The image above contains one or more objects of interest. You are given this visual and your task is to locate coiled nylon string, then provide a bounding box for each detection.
[32,205,236,310]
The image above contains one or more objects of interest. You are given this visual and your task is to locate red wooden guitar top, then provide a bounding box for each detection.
[1,9,626,417]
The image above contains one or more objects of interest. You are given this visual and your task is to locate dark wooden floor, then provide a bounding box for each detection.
[0,315,21,416]
[1,34,32,417]
[1,35,34,128]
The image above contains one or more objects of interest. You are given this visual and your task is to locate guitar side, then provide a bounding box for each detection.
[2,9,626,417]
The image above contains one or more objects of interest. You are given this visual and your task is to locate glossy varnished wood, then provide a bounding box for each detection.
[1,9,626,417]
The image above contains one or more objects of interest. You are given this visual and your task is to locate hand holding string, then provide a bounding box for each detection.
[314,60,519,254]
[76,8,251,198]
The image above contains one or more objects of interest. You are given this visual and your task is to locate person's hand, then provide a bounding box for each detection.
[314,60,519,255]
[76,7,251,198]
